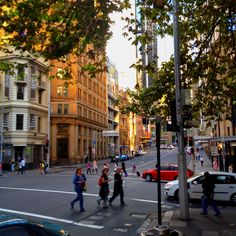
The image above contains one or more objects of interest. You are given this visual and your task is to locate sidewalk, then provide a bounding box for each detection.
[138,153,236,236]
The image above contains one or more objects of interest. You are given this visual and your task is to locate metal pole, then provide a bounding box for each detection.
[173,0,189,219]
[46,80,51,169]
[0,84,3,176]
[156,118,161,225]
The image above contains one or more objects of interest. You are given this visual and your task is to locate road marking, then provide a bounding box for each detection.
[0,208,104,229]
[0,186,179,207]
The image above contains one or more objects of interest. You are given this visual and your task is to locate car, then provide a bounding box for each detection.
[142,164,194,182]
[0,213,70,236]
[164,171,236,204]
[114,154,129,162]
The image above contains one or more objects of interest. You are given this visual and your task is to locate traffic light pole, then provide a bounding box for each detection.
[173,0,189,219]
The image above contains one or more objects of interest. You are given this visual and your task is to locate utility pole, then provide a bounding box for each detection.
[173,0,189,219]
[0,83,3,176]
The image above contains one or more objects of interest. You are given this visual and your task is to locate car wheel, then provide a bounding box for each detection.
[230,193,236,205]
[174,189,179,200]
[145,174,152,182]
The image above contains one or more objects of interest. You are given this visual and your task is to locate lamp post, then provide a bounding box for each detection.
[173,0,189,219]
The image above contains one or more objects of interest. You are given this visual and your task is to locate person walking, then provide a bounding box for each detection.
[10,160,15,175]
[131,163,136,176]
[70,167,86,212]
[109,167,126,206]
[18,158,23,175]
[86,161,92,174]
[92,159,98,174]
[97,168,110,208]
[21,157,26,174]
[121,161,127,177]
[39,161,45,175]
[201,171,221,216]
[200,155,204,167]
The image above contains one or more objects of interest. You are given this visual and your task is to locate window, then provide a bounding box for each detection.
[57,104,62,114]
[30,77,36,100]
[17,85,24,100]
[58,124,69,133]
[64,104,68,114]
[84,108,87,118]
[63,85,68,96]
[29,114,36,130]
[17,64,25,80]
[38,117,41,132]
[3,113,8,130]
[57,86,63,96]
[5,71,10,98]
[16,114,24,130]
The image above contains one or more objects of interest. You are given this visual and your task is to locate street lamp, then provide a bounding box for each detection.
[173,0,189,219]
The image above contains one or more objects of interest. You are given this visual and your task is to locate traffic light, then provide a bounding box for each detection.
[45,140,49,148]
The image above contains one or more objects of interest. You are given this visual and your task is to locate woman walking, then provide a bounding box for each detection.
[97,168,110,208]
[71,167,86,212]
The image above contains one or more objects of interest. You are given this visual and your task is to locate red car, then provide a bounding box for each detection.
[142,165,194,182]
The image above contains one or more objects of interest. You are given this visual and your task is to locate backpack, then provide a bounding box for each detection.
[98,176,102,187]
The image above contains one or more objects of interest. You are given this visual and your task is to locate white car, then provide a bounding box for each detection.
[164,171,236,204]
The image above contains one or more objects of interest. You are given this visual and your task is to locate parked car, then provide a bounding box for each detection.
[114,154,129,162]
[142,164,194,182]
[0,213,70,236]
[164,171,236,204]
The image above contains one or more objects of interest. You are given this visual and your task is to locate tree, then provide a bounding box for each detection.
[0,0,130,75]
[123,0,236,121]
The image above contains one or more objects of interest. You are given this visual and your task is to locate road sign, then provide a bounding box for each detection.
[211,146,218,156]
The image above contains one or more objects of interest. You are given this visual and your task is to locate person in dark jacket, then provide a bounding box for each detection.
[70,167,86,212]
[201,171,221,216]
[97,168,110,208]
[109,168,126,206]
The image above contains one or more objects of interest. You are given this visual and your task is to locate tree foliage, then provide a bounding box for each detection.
[0,0,130,75]
[122,0,236,121]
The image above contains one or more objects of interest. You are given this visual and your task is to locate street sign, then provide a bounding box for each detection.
[211,146,218,156]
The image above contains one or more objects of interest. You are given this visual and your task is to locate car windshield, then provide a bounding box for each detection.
[187,173,202,182]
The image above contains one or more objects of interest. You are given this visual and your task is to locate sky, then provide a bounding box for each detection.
[106,7,174,90]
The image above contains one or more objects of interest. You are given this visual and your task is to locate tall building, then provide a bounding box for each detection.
[50,53,108,164]
[105,58,119,157]
[0,51,49,168]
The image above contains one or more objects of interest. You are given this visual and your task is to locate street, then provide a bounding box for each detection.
[0,147,199,235]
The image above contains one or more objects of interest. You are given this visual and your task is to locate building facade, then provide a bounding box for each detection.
[50,54,108,164]
[0,52,49,169]
[106,58,120,157]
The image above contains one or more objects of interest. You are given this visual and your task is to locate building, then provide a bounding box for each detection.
[105,58,119,157]
[50,53,108,164]
[0,52,49,169]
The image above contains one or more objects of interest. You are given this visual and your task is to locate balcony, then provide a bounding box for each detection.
[38,80,46,91]
[14,77,27,85]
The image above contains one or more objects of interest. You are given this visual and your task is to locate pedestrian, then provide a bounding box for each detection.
[18,158,22,175]
[97,168,110,208]
[10,159,15,175]
[44,161,49,174]
[103,162,109,173]
[228,163,233,173]
[131,163,136,176]
[86,161,92,174]
[70,167,86,212]
[92,159,98,174]
[212,157,219,171]
[114,162,118,173]
[201,171,221,216]
[21,157,26,174]
[200,156,204,167]
[39,160,45,175]
[121,161,127,177]
[84,153,88,163]
[109,167,126,206]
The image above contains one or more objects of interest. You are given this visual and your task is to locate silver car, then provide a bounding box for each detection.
[164,171,236,204]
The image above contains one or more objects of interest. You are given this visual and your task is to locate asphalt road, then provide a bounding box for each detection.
[0,147,187,236]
